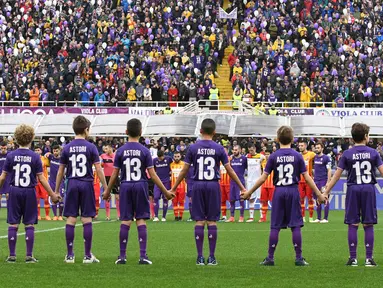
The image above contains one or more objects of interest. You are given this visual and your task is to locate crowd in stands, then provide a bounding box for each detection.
[0,1,382,108]
[229,0,383,107]
[0,0,225,107]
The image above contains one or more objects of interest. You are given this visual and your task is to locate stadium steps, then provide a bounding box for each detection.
[216,45,234,110]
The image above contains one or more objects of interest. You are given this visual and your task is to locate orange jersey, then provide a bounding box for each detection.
[94,171,100,185]
[171,161,185,190]
[300,151,316,182]
[38,156,49,183]
[220,164,230,186]
[262,159,274,188]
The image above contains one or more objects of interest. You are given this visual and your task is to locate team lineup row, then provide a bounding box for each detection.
[0,117,378,267]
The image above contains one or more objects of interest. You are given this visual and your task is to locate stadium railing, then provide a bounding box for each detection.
[0,100,376,109]
[0,101,191,108]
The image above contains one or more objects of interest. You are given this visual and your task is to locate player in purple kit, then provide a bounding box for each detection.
[103,118,174,265]
[170,119,246,266]
[186,163,194,222]
[46,145,65,221]
[324,123,383,267]
[313,143,332,223]
[0,125,60,263]
[55,116,108,264]
[226,145,247,223]
[242,126,325,266]
[0,142,10,201]
[152,150,172,222]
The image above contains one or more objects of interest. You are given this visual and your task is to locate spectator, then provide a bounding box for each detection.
[29,84,40,107]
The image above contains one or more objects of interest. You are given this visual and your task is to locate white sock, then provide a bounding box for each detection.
[249,202,255,218]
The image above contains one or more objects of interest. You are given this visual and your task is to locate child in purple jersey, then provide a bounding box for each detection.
[313,143,332,223]
[227,145,247,222]
[324,123,383,267]
[186,163,194,222]
[46,145,65,221]
[55,116,108,264]
[242,126,325,266]
[103,118,175,265]
[0,125,61,263]
[170,119,246,266]
[152,150,173,221]
[0,141,10,199]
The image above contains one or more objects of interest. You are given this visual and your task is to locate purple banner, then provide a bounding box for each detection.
[276,108,314,116]
[0,107,129,115]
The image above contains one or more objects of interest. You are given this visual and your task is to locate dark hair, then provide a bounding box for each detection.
[52,145,60,150]
[277,126,294,145]
[265,148,273,154]
[298,139,307,145]
[351,123,369,143]
[34,145,42,150]
[72,116,91,135]
[201,118,216,135]
[174,151,181,155]
[157,150,164,157]
[315,142,324,149]
[127,118,142,138]
[0,141,7,147]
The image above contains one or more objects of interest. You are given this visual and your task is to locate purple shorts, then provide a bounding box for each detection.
[7,186,38,225]
[313,179,327,200]
[0,176,10,194]
[229,179,245,202]
[271,186,303,229]
[154,181,171,200]
[192,181,221,221]
[345,184,377,225]
[63,179,96,218]
[49,180,65,198]
[186,181,193,198]
[120,182,150,221]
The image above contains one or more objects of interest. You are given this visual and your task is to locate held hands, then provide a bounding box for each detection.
[316,193,328,205]
[51,193,62,204]
[240,189,250,200]
[102,189,111,202]
[164,189,176,200]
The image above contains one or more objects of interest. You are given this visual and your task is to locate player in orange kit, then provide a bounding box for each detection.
[170,151,186,221]
[34,146,51,220]
[298,140,316,223]
[219,161,230,222]
[259,149,274,223]
[94,168,101,220]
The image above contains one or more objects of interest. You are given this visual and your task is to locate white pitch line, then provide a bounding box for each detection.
[0,220,117,239]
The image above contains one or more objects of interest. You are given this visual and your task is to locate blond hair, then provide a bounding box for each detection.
[14,124,35,147]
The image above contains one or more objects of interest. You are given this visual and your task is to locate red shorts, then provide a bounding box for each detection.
[94,183,101,199]
[260,186,275,202]
[220,185,230,202]
[299,182,312,199]
[173,188,186,204]
[36,183,48,199]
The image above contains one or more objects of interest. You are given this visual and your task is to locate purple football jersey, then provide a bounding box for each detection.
[3,148,43,188]
[186,163,194,184]
[184,140,229,181]
[114,142,153,183]
[48,154,61,184]
[0,152,7,173]
[264,148,307,186]
[337,145,383,186]
[313,154,331,182]
[230,155,247,182]
[60,139,100,182]
[153,156,172,182]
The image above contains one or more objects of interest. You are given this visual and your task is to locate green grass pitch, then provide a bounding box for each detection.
[0,209,381,288]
